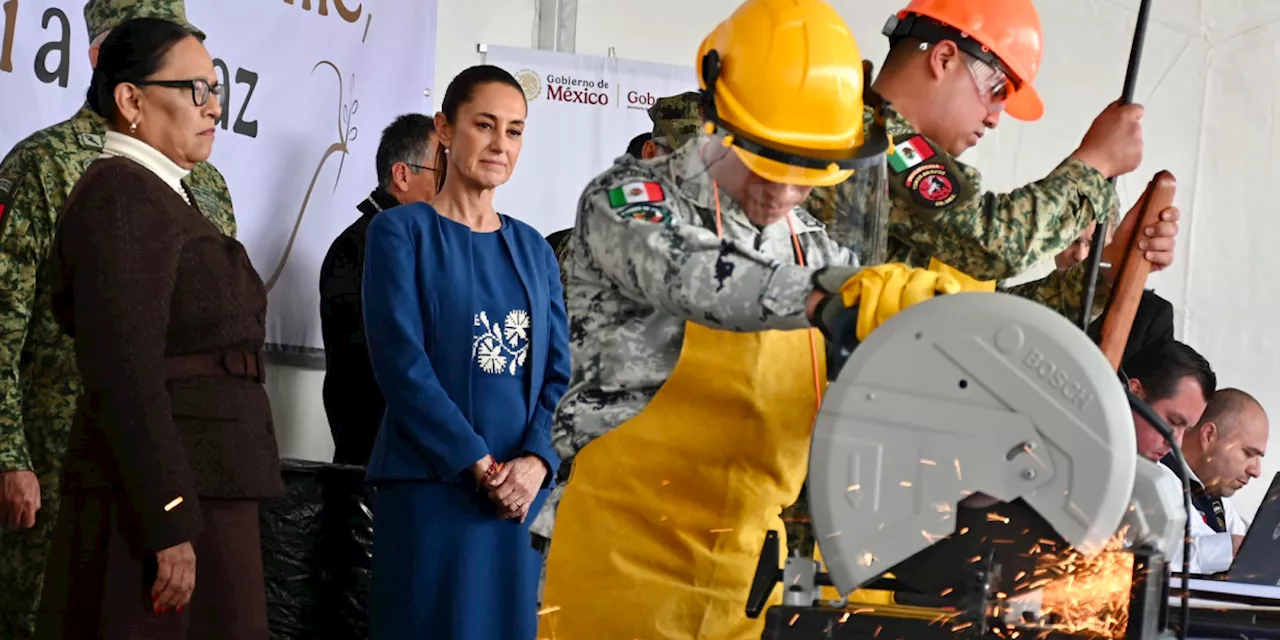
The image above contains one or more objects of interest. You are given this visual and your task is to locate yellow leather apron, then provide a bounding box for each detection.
[539,190,825,639]
[928,257,996,292]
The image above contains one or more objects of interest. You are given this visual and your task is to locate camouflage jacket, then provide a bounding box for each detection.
[806,104,1117,320]
[0,104,236,474]
[529,146,855,538]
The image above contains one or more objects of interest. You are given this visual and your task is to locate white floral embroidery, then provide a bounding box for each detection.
[473,308,530,376]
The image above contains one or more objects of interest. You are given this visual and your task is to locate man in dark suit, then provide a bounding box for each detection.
[319,114,437,466]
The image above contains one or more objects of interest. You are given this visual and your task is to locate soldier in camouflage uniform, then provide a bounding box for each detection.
[0,2,235,635]
[788,0,1183,559]
[533,3,975,635]
[548,92,705,292]
[803,0,1180,323]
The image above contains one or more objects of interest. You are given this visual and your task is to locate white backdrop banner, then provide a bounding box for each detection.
[0,0,439,355]
[483,45,696,235]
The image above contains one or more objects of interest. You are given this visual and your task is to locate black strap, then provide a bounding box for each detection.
[1190,482,1228,533]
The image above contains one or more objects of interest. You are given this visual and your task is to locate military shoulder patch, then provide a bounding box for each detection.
[0,171,17,229]
[904,163,960,209]
[887,135,935,174]
[617,204,669,225]
[886,131,972,218]
[607,181,665,208]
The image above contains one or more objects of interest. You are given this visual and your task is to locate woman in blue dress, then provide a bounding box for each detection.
[361,64,570,639]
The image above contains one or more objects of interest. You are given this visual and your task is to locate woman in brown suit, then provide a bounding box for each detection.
[36,17,281,639]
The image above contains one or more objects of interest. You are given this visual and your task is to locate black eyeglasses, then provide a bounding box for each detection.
[132,79,225,107]
[406,163,435,173]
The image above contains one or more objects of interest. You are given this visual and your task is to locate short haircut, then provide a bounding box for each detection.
[1195,388,1263,432]
[88,18,198,125]
[375,114,435,190]
[1126,340,1216,403]
[881,36,927,73]
[626,133,650,159]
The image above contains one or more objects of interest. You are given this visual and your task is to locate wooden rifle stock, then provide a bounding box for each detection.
[1098,171,1177,370]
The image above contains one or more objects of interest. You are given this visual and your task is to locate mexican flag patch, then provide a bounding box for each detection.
[887,135,935,173]
[608,181,665,208]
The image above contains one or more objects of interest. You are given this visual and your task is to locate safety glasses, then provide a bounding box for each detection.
[965,57,1011,114]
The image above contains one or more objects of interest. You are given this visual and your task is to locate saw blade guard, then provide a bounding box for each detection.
[808,292,1137,595]
[1123,457,1187,558]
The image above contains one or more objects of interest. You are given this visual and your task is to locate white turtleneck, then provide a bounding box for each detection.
[100,130,192,205]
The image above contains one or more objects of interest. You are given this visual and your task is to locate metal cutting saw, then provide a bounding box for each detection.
[744,290,1187,640]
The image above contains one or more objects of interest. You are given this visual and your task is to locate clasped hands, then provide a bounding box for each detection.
[471,454,547,523]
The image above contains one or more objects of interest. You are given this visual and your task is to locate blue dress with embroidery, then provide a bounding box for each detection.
[371,229,547,640]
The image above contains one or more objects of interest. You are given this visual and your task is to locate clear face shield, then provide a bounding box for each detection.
[683,116,891,267]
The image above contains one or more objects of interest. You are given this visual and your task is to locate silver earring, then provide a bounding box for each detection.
[443,147,449,154]
[129,121,138,134]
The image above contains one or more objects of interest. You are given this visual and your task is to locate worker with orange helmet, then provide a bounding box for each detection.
[809,0,1181,315]
[531,0,965,637]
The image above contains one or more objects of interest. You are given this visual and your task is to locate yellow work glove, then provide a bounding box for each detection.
[813,264,963,343]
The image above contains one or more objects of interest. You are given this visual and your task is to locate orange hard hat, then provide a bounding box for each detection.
[886,0,1044,121]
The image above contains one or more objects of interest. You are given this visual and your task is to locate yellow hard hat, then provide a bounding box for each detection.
[697,0,884,187]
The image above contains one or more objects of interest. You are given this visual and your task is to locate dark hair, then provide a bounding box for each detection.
[626,133,651,159]
[433,64,526,193]
[1127,339,1216,403]
[87,18,199,125]
[375,114,436,190]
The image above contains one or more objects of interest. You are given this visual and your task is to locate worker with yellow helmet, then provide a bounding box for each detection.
[532,1,960,637]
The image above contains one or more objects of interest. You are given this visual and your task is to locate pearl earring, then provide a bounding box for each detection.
[129,121,139,134]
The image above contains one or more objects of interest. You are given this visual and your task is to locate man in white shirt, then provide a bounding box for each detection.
[1164,388,1270,574]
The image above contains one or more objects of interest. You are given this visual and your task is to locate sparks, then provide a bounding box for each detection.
[537,605,561,616]
[954,458,963,481]
[986,513,1011,524]
[847,484,860,492]
[709,528,733,533]
[920,458,937,466]
[1022,533,1135,638]
[900,481,913,487]
[789,613,800,626]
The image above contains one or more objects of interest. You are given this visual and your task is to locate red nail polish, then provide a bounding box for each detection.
[176,605,184,613]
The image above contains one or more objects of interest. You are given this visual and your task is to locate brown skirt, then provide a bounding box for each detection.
[36,494,267,640]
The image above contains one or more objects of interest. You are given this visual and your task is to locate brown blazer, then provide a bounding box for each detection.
[51,156,282,553]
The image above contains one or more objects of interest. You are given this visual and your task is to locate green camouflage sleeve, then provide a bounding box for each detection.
[1003,262,1113,323]
[898,158,1117,280]
[185,162,237,238]
[0,154,53,472]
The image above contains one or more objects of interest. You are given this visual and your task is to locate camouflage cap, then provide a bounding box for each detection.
[84,0,205,43]
[648,91,704,151]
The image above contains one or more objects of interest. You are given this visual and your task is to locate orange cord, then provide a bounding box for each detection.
[712,182,825,419]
